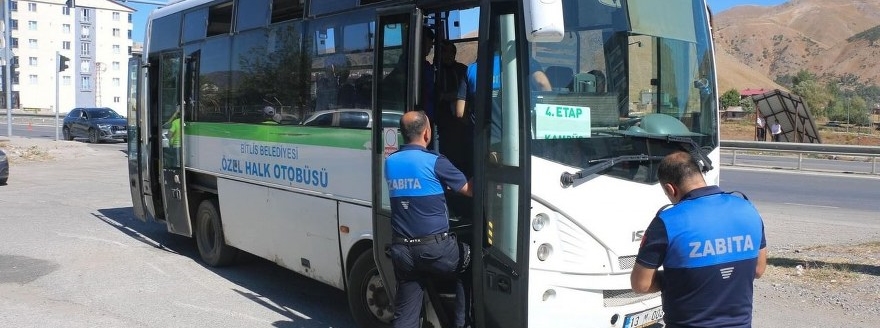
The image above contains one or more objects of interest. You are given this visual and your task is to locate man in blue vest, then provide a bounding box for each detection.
[631,150,768,328]
[385,110,473,328]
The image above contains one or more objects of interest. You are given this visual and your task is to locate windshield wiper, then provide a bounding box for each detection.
[624,133,714,173]
[560,154,664,187]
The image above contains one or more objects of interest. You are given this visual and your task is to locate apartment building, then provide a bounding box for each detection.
[2,0,134,114]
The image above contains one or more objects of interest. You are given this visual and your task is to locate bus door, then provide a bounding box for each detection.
[127,56,146,221]
[370,3,423,324]
[158,51,192,236]
[471,6,530,328]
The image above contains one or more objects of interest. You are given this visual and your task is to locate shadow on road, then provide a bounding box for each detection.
[94,207,356,328]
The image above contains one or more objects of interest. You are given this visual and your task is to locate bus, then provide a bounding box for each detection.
[126,0,719,327]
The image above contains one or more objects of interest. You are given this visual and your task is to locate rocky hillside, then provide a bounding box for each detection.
[713,0,880,90]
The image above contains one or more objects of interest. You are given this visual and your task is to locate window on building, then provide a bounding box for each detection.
[127,30,132,39]
[12,72,20,85]
[63,24,71,33]
[28,21,38,31]
[113,78,121,87]
[82,8,91,22]
[28,57,37,66]
[63,76,72,86]
[29,75,39,85]
[81,26,91,39]
[112,45,121,54]
[28,39,38,49]
[81,60,91,73]
[28,2,37,12]
[63,6,70,15]
[62,41,71,50]
[113,28,121,37]
[10,1,18,12]
[112,61,120,70]
[128,13,133,23]
[81,76,92,91]
[10,20,17,30]
[114,96,121,103]
[11,38,18,48]
[113,12,121,21]
[82,42,91,55]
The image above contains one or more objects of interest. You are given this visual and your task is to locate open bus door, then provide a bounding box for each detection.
[372,5,473,327]
[158,51,192,236]
[471,5,530,328]
[127,55,146,221]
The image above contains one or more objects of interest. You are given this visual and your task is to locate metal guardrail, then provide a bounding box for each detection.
[721,140,879,175]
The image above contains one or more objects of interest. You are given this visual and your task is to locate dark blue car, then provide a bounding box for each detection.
[0,148,8,185]
[62,107,128,143]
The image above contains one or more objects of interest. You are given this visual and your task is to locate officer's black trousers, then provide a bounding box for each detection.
[390,235,465,328]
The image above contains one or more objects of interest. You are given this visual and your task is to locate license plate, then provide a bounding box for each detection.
[622,306,663,328]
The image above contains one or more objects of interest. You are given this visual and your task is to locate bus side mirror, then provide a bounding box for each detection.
[523,0,565,42]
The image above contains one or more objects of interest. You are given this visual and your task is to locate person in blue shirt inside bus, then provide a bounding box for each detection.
[631,150,768,328]
[385,110,473,328]
[452,46,551,169]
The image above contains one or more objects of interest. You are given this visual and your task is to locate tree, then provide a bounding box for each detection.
[720,88,741,109]
[792,79,832,118]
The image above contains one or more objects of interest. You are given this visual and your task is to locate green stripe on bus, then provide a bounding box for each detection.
[185,122,372,149]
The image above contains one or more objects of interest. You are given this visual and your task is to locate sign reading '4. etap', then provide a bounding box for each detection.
[534,104,591,140]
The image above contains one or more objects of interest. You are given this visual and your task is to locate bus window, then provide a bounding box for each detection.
[150,14,181,52]
[270,0,304,24]
[181,8,208,44]
[235,0,269,32]
[207,2,233,37]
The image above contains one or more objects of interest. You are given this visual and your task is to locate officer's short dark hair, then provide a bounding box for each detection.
[400,111,428,142]
[657,151,702,187]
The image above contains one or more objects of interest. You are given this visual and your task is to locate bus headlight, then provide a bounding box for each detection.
[532,213,549,231]
[537,243,553,261]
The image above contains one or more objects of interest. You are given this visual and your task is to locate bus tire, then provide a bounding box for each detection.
[348,250,393,328]
[195,198,238,267]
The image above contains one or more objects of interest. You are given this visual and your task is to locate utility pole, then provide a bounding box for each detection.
[3,0,12,137]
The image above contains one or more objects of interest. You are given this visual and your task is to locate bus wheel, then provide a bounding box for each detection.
[348,251,393,328]
[195,198,238,267]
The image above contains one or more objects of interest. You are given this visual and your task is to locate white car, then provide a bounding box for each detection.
[302,109,402,129]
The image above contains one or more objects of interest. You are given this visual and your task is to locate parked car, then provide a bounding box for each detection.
[301,109,402,129]
[0,148,8,185]
[62,107,128,143]
[825,121,842,127]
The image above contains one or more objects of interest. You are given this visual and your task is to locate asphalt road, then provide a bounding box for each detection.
[0,140,877,327]
[0,145,356,328]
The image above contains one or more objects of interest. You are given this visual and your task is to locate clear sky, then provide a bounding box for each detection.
[129,1,791,43]
[706,0,788,13]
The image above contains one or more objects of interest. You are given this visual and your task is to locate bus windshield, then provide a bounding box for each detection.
[529,0,717,183]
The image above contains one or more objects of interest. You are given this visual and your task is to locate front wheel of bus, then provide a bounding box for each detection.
[195,198,238,267]
[348,251,393,328]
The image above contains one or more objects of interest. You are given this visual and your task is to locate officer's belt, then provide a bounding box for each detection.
[393,232,451,245]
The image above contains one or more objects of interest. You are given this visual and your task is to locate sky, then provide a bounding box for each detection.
[129,1,791,44]
[706,0,788,13]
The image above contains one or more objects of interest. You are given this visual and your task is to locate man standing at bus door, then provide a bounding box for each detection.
[631,150,768,328]
[385,111,473,328]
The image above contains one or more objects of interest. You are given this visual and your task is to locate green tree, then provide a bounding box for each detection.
[720,88,741,109]
[792,80,832,118]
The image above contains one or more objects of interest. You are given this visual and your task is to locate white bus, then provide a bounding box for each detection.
[126,0,720,327]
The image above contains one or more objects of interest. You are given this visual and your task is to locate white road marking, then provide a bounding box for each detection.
[783,203,839,209]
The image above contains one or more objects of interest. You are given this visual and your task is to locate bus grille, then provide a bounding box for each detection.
[603,289,660,307]
[618,255,637,270]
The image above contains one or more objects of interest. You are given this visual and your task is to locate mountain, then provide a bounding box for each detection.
[713,0,880,91]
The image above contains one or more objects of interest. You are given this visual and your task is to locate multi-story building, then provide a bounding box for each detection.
[2,0,134,114]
